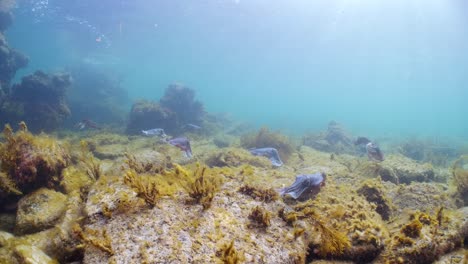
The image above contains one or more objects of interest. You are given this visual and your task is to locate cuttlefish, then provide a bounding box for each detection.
[168,137,192,158]
[279,172,326,201]
[249,147,283,167]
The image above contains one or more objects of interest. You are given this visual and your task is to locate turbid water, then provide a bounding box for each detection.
[5,0,468,139]
[1,2,468,263]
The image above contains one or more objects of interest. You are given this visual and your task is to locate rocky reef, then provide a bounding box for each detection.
[0,123,466,263]
[451,156,468,206]
[2,71,72,132]
[398,138,458,167]
[127,83,205,135]
[159,83,205,127]
[0,123,96,263]
[0,5,28,92]
[126,99,178,135]
[0,2,29,116]
[355,154,437,184]
[302,121,358,155]
[66,64,129,127]
[0,124,70,201]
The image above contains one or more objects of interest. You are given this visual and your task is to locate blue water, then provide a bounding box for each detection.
[6,0,468,138]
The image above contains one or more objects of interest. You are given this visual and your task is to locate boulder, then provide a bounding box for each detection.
[15,188,67,234]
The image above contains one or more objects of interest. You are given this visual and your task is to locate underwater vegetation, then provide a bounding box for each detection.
[240,127,294,162]
[451,155,468,206]
[0,123,70,201]
[216,240,244,264]
[238,184,278,202]
[1,71,72,132]
[73,224,114,255]
[279,203,352,259]
[124,170,161,207]
[182,163,222,210]
[247,206,271,229]
[127,83,205,135]
[66,64,129,127]
[78,140,102,181]
[383,209,468,264]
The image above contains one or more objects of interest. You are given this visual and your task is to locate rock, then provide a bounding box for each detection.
[0,129,71,197]
[376,206,468,263]
[204,148,272,168]
[0,230,14,246]
[82,171,307,263]
[382,155,435,184]
[0,35,28,88]
[0,10,13,32]
[356,155,436,184]
[15,188,67,234]
[159,83,205,129]
[93,144,126,160]
[212,134,234,148]
[13,245,58,264]
[7,71,71,132]
[357,180,393,220]
[302,121,357,155]
[0,213,15,232]
[386,182,456,215]
[126,99,177,135]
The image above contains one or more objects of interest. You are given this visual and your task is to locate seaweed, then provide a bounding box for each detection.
[124,170,160,207]
[400,218,423,238]
[238,184,279,202]
[123,153,168,174]
[313,215,351,258]
[78,140,102,181]
[279,204,351,258]
[184,164,221,210]
[451,156,468,205]
[0,171,22,196]
[216,240,244,264]
[0,123,70,195]
[73,224,113,255]
[248,206,271,229]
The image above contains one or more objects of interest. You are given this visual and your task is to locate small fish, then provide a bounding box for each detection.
[185,124,202,130]
[168,137,193,158]
[279,172,326,201]
[249,147,283,167]
[366,142,384,161]
[142,128,167,137]
[75,119,101,130]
